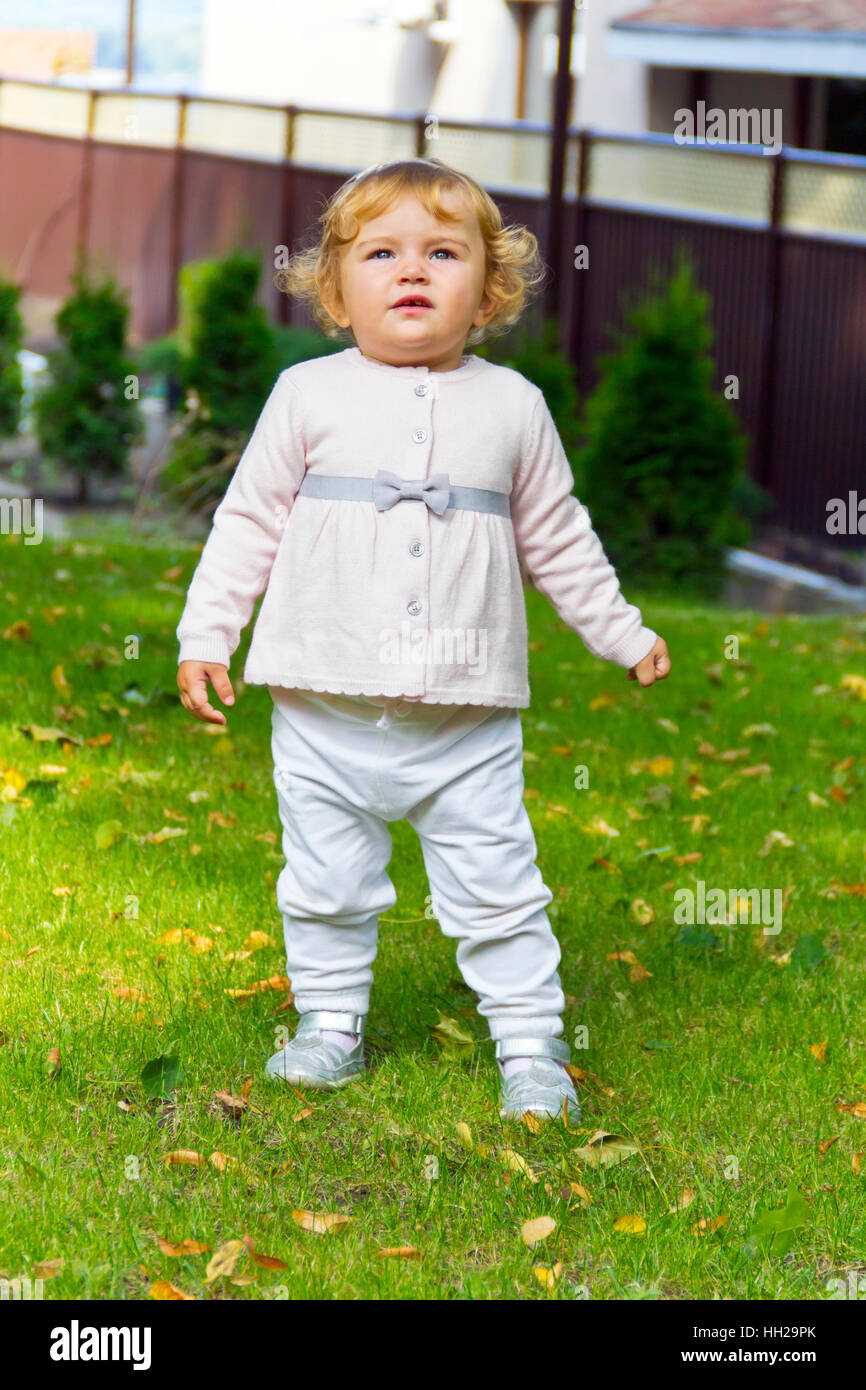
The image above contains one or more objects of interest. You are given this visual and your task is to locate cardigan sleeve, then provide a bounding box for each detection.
[510,391,658,670]
[176,372,305,669]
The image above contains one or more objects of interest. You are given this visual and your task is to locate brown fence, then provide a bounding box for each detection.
[0,77,864,547]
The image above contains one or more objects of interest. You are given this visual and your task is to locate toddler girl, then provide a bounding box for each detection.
[177,156,671,1122]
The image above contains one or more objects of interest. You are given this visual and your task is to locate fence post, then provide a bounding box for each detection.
[277,105,296,327]
[567,127,589,391]
[167,93,189,332]
[755,148,785,493]
[415,113,427,156]
[75,88,98,274]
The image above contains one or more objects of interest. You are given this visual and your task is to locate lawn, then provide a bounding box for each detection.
[1,523,865,1301]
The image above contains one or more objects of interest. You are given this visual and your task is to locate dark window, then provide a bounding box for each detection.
[824,77,866,156]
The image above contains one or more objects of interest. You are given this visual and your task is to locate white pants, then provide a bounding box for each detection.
[268,687,566,1042]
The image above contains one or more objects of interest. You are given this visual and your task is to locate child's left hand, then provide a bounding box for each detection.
[627,636,671,687]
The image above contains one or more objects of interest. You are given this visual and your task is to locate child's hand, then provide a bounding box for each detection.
[178,660,235,725]
[627,636,671,687]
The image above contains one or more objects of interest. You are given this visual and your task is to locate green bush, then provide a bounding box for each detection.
[272,324,344,373]
[161,251,285,516]
[31,270,144,503]
[476,316,583,483]
[0,278,24,439]
[159,423,249,521]
[178,250,278,433]
[134,332,183,386]
[574,246,753,598]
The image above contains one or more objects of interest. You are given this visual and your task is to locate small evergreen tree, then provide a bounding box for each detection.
[31,270,144,503]
[0,278,24,439]
[179,250,277,433]
[575,246,751,597]
[160,251,279,516]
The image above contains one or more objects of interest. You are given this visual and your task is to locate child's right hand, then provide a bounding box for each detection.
[177,660,235,725]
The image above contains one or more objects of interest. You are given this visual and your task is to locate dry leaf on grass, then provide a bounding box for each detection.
[150,1280,196,1300]
[532,1262,563,1290]
[499,1149,538,1183]
[613,1214,646,1236]
[205,1240,247,1282]
[692,1215,729,1235]
[291,1209,352,1236]
[521,1215,556,1245]
[569,1130,640,1170]
[157,1237,210,1256]
[668,1188,695,1214]
[243,1234,287,1270]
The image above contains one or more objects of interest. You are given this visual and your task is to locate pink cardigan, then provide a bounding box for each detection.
[176,346,658,707]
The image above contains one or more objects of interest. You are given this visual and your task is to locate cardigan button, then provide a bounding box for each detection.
[409,541,424,556]
[407,599,422,616]
[412,428,428,443]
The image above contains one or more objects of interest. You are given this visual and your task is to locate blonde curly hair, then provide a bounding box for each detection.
[274,156,548,347]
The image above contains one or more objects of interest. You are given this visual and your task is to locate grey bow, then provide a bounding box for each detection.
[372,469,451,515]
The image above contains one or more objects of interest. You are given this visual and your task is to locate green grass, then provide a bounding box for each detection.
[1,528,865,1301]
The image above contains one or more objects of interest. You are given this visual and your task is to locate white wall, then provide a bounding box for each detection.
[199,0,828,147]
[580,0,648,132]
[200,0,526,118]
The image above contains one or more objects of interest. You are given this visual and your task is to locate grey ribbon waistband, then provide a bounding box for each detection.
[297,469,511,518]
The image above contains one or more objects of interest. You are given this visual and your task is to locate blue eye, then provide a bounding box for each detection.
[367,248,455,259]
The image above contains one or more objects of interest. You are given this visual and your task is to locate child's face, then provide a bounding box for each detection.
[327,188,495,371]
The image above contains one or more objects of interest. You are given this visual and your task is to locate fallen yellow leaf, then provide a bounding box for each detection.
[150,1279,196,1300]
[205,1240,246,1282]
[291,1209,352,1235]
[692,1214,729,1235]
[613,1214,646,1236]
[242,1233,288,1270]
[157,1237,211,1256]
[668,1188,695,1214]
[646,756,674,777]
[499,1149,538,1183]
[532,1262,563,1290]
[521,1215,556,1245]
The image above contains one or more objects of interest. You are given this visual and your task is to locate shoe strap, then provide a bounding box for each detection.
[296,1010,365,1036]
[494,1036,569,1063]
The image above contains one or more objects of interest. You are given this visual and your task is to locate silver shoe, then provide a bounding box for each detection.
[265,1010,367,1090]
[495,1035,581,1122]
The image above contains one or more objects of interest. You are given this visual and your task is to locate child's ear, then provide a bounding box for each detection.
[472,291,496,328]
[320,286,350,330]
